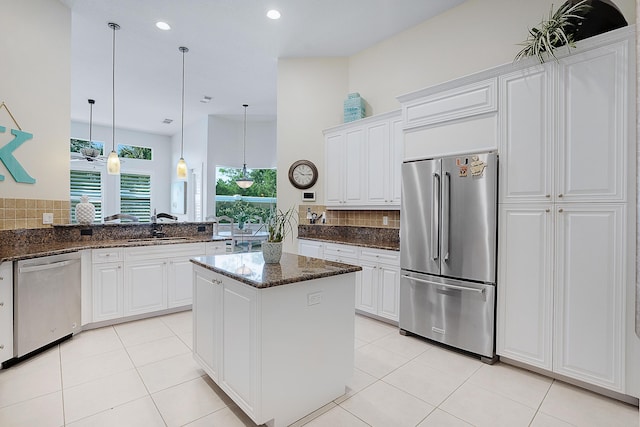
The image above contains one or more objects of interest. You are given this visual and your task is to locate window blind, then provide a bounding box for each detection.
[70,170,102,223]
[120,173,151,223]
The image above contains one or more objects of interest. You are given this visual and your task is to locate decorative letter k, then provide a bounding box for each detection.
[0,126,36,183]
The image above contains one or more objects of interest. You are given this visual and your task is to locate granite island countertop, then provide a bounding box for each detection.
[191,252,361,289]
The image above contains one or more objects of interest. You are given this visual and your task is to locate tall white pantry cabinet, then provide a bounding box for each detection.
[496,30,637,396]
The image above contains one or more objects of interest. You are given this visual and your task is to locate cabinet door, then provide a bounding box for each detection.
[499,65,553,202]
[378,264,400,322]
[193,269,222,381]
[124,259,167,316]
[554,204,625,391]
[557,42,628,202]
[0,262,13,363]
[357,261,378,315]
[390,117,404,205]
[206,242,227,256]
[344,128,365,205]
[365,121,390,205]
[92,262,124,322]
[221,278,257,417]
[496,205,553,370]
[325,132,345,205]
[168,257,194,308]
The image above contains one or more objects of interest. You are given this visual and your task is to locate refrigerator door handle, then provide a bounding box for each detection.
[442,172,451,262]
[431,173,440,260]
[401,275,485,294]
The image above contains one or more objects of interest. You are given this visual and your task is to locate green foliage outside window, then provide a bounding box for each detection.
[118,145,152,160]
[70,138,103,154]
[215,167,277,223]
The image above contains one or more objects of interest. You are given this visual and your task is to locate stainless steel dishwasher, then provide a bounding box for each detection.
[14,251,81,358]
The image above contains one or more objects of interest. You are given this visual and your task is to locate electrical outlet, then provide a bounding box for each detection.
[307,291,322,306]
[42,213,53,224]
[382,216,388,226]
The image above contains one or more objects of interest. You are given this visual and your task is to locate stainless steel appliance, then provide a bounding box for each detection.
[14,252,81,358]
[400,152,498,362]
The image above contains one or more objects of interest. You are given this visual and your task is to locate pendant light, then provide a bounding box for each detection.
[176,46,189,179]
[236,104,254,189]
[107,22,121,175]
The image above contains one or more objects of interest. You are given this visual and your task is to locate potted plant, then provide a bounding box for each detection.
[514,0,592,63]
[261,206,296,263]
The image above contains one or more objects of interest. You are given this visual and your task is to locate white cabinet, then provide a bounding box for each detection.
[92,249,124,322]
[496,33,633,394]
[206,241,228,256]
[324,110,402,208]
[0,262,13,364]
[168,257,195,308]
[297,240,324,258]
[193,270,222,381]
[124,258,167,316]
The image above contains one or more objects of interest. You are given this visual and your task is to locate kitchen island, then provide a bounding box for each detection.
[190,252,361,427]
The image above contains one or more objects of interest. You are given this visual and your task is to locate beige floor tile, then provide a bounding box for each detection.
[382,359,467,406]
[61,348,134,388]
[304,405,370,426]
[60,326,123,362]
[289,402,337,427]
[539,381,639,427]
[529,411,576,427]
[440,382,536,427]
[66,396,165,427]
[467,362,553,409]
[185,405,264,426]
[152,376,229,427]
[355,343,410,379]
[413,346,483,379]
[354,338,367,349]
[0,348,62,408]
[177,331,194,350]
[138,352,206,393]
[160,310,193,334]
[354,315,396,343]
[63,368,148,423]
[371,332,433,359]
[125,335,191,367]
[114,316,175,347]
[0,391,63,427]
[334,368,378,404]
[340,381,434,427]
[417,409,473,426]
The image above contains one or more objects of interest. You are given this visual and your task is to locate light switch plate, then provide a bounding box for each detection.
[42,213,53,224]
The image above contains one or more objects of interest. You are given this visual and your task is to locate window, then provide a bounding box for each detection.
[215,167,276,222]
[120,173,152,222]
[118,144,152,160]
[70,170,102,224]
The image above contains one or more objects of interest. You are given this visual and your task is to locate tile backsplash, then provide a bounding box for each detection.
[0,198,70,230]
[298,205,400,228]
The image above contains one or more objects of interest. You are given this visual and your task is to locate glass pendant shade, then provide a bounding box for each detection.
[176,157,187,179]
[107,150,120,175]
[236,164,253,189]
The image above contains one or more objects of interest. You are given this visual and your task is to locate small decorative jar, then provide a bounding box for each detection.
[75,195,95,225]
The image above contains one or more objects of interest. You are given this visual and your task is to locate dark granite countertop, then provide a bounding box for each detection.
[0,234,230,263]
[191,252,361,289]
[297,225,399,251]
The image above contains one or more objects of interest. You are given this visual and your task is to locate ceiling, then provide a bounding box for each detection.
[62,0,466,136]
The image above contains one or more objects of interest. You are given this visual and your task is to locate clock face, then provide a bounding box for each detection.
[288,160,318,189]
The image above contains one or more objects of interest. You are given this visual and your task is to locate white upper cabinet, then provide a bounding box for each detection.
[557,42,629,202]
[499,65,554,202]
[324,111,401,208]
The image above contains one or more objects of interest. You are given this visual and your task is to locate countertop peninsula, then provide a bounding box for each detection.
[190,252,361,289]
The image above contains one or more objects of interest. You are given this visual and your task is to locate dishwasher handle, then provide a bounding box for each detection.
[19,258,80,274]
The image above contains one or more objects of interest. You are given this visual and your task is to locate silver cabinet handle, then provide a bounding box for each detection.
[545,209,550,213]
[0,345,4,350]
[558,194,563,198]
[558,208,563,213]
[402,274,485,294]
[0,302,4,306]
[546,194,551,198]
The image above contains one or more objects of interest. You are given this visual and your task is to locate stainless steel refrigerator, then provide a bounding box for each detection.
[400,152,498,362]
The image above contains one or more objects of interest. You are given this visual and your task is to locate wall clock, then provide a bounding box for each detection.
[288,160,318,190]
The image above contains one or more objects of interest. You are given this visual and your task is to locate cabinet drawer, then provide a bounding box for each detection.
[324,243,358,260]
[360,248,400,265]
[92,248,123,263]
[125,243,205,261]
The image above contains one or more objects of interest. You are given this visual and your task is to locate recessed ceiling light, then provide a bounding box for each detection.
[266,10,281,20]
[156,21,171,31]
[200,96,212,104]
[162,118,173,124]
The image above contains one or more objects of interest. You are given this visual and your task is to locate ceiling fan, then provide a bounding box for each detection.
[70,147,107,163]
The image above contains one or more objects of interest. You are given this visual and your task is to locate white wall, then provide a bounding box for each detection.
[0,0,70,200]
[277,58,349,253]
[71,121,172,217]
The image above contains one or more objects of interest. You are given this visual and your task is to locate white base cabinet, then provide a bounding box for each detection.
[0,262,13,364]
[91,249,124,323]
[193,265,355,427]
